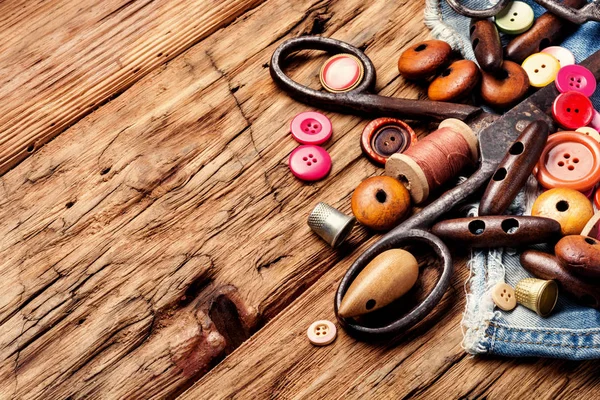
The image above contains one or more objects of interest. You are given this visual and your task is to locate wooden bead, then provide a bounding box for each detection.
[338,249,419,318]
[555,235,600,279]
[431,216,561,248]
[428,60,480,102]
[531,188,594,236]
[398,40,452,80]
[351,176,411,231]
[470,19,503,73]
[521,250,600,309]
[480,60,529,108]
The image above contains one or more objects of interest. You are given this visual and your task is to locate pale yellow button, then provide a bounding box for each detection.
[576,126,600,143]
[522,53,561,88]
[307,320,337,346]
[492,283,517,311]
[495,1,534,34]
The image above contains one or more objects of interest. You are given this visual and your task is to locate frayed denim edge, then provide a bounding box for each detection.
[423,0,469,53]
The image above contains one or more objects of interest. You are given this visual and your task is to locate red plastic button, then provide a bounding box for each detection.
[319,54,363,93]
[288,145,332,182]
[290,111,332,145]
[536,131,600,192]
[552,92,594,130]
[555,65,597,97]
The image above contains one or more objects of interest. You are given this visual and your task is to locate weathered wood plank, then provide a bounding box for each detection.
[0,0,265,175]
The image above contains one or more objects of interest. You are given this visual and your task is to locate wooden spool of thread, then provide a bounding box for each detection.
[385,119,478,204]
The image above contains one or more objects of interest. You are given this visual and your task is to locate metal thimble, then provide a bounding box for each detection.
[307,202,356,248]
[515,278,559,317]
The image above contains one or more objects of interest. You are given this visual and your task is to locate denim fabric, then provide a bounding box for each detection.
[426,1,600,359]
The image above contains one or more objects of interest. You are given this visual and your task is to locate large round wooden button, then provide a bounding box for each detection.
[541,46,575,67]
[428,60,481,102]
[397,40,452,80]
[480,60,529,108]
[552,92,594,130]
[288,145,332,182]
[521,53,561,88]
[320,54,364,93]
[351,176,411,231]
[531,188,594,236]
[361,118,417,165]
[494,1,534,34]
[555,235,600,278]
[307,320,337,346]
[555,64,597,97]
[491,282,517,311]
[290,111,332,145]
[535,131,600,192]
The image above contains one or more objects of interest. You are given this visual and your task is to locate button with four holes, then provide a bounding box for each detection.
[288,145,332,182]
[494,1,534,34]
[290,111,332,145]
[361,118,417,165]
[541,46,575,67]
[307,320,337,346]
[521,53,561,88]
[576,126,600,143]
[320,54,364,93]
[536,131,600,192]
[492,282,517,311]
[555,64,597,97]
[552,91,594,129]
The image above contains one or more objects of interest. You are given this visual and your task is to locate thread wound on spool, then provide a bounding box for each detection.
[385,120,477,204]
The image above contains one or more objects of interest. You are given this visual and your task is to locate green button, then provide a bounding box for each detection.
[495,1,534,35]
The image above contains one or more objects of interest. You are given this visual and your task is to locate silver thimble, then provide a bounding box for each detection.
[307,202,356,248]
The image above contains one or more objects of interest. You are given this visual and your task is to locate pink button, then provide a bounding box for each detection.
[290,111,332,145]
[590,109,600,131]
[555,65,597,97]
[541,46,575,67]
[319,54,363,93]
[289,145,331,182]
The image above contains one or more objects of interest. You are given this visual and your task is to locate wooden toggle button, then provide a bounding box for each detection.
[431,216,561,248]
[338,249,419,318]
[555,235,600,279]
[470,18,503,73]
[398,40,452,80]
[428,60,480,102]
[531,188,594,236]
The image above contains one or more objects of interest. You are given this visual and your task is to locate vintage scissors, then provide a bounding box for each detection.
[269,36,600,341]
[447,0,600,23]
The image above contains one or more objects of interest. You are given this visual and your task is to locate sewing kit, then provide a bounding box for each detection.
[271,0,600,347]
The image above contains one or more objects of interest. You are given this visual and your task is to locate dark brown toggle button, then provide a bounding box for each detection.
[555,235,600,279]
[428,60,481,102]
[361,118,417,166]
[431,216,561,248]
[470,19,503,73]
[520,250,600,309]
[480,60,529,109]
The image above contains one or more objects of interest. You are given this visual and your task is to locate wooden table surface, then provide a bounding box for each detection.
[1,0,599,398]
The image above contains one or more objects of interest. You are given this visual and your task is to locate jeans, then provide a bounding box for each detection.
[425,0,600,359]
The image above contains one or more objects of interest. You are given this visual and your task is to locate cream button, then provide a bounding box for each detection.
[495,1,534,34]
[522,53,561,88]
[307,320,337,346]
[576,126,600,143]
[492,282,517,311]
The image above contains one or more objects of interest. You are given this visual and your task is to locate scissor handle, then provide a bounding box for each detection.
[335,163,496,340]
[535,0,600,23]
[270,36,482,121]
[445,0,511,18]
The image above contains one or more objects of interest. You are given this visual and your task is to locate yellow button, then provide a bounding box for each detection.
[491,282,517,311]
[307,320,337,346]
[495,1,534,34]
[576,126,600,143]
[522,53,561,88]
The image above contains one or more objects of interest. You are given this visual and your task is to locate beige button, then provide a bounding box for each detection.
[492,282,517,311]
[307,320,337,346]
[576,126,600,143]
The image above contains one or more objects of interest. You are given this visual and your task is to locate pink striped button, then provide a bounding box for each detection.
[289,145,332,182]
[541,46,575,67]
[555,64,597,97]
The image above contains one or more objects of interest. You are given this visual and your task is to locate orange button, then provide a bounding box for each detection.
[536,131,600,193]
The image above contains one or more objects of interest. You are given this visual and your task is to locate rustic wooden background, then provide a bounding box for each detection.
[0,0,599,398]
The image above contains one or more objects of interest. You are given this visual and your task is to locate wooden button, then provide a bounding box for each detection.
[320,54,364,93]
[541,46,575,67]
[531,188,594,236]
[307,320,337,346]
[521,53,561,88]
[397,40,452,80]
[535,131,600,192]
[576,126,600,143]
[338,249,419,318]
[428,60,480,102]
[360,118,417,165]
[491,283,517,311]
[495,1,534,34]
[552,92,594,130]
[351,176,411,231]
[480,61,529,108]
[470,19,503,73]
[556,235,600,278]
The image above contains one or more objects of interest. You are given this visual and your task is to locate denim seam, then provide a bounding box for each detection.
[489,322,600,336]
[485,334,600,349]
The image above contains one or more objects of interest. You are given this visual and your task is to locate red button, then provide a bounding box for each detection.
[536,131,600,192]
[319,54,363,93]
[290,111,332,145]
[288,145,332,182]
[552,92,594,130]
[595,187,600,210]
